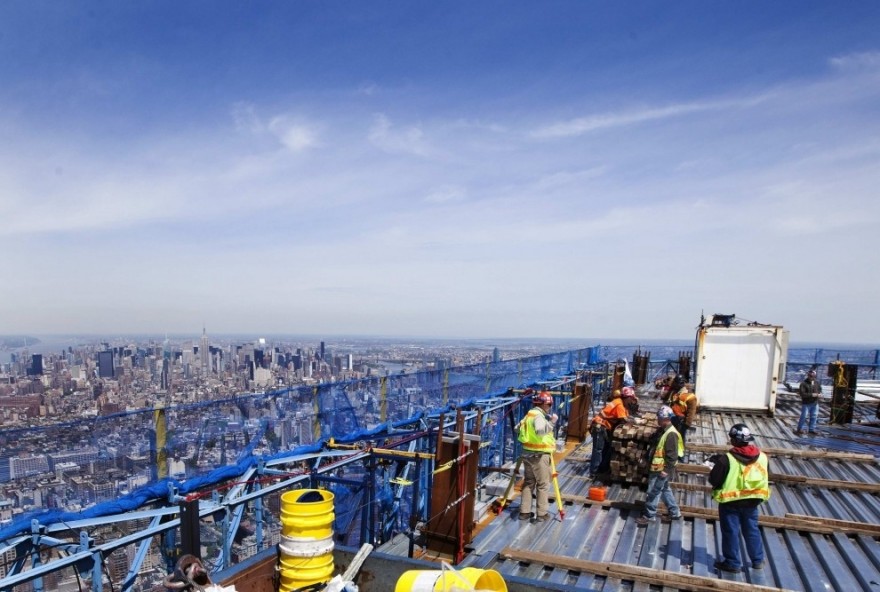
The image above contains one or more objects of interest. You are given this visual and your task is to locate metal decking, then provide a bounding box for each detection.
[448,396,880,591]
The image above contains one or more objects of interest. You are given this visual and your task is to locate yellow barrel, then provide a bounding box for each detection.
[278,552,334,592]
[278,489,336,591]
[395,567,507,592]
[280,489,335,539]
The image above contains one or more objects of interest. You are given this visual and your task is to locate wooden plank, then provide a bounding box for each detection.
[499,547,796,592]
[783,512,880,536]
[676,463,880,493]
[554,494,880,536]
[684,442,875,462]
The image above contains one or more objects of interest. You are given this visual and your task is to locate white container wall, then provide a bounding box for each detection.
[694,317,788,413]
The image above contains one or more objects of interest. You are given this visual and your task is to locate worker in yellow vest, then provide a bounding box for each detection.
[708,423,770,573]
[636,406,683,525]
[516,391,557,522]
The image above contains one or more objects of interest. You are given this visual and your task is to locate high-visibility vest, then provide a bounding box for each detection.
[712,452,771,503]
[670,389,696,417]
[592,397,626,430]
[518,408,556,453]
[650,424,684,472]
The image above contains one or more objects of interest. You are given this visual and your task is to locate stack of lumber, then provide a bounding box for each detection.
[608,415,659,485]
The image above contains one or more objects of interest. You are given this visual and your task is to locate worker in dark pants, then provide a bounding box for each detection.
[588,387,634,479]
[709,423,770,573]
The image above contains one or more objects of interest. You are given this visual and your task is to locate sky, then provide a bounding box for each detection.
[1,2,879,343]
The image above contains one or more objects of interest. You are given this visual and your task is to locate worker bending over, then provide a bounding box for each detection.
[588,386,635,479]
[666,374,698,444]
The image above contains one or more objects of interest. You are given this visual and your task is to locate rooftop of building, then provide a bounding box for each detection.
[374,393,880,591]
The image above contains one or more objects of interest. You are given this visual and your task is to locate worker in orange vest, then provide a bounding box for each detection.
[588,386,635,479]
[666,374,698,444]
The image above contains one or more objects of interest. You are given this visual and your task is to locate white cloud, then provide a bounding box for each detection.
[424,185,467,204]
[231,102,264,134]
[3,47,880,340]
[268,116,318,152]
[829,51,880,71]
[368,114,431,156]
[530,95,770,139]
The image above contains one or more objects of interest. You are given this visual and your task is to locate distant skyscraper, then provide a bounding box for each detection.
[97,351,114,378]
[200,327,210,375]
[27,354,43,376]
[320,341,325,360]
[492,348,500,363]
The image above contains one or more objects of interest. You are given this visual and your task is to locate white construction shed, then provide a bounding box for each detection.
[694,314,789,414]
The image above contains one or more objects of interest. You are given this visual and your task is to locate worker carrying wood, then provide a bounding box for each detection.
[588,386,636,479]
[516,390,557,522]
[665,374,698,444]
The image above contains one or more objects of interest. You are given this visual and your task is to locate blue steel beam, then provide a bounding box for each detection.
[2,397,522,592]
[121,515,162,592]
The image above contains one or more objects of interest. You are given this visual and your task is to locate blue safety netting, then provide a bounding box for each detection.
[2,344,876,544]
[0,348,595,542]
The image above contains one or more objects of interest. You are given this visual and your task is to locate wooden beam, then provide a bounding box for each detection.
[783,512,880,536]
[676,463,880,493]
[553,494,880,536]
[499,547,795,592]
[684,442,875,462]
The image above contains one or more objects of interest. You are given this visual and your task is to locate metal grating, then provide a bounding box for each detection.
[452,398,880,591]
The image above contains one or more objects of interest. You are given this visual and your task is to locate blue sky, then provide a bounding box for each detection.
[1,2,879,342]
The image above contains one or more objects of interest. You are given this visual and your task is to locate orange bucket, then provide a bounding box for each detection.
[588,486,607,502]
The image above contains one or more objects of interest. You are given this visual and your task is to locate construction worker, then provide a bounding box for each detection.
[654,370,676,396]
[708,423,770,573]
[587,387,635,479]
[636,405,683,525]
[796,369,822,435]
[666,374,698,444]
[516,391,557,522]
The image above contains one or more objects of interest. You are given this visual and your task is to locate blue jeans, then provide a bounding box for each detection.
[719,502,764,569]
[589,426,609,475]
[797,401,818,432]
[643,472,680,519]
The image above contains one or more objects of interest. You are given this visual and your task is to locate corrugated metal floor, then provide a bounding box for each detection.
[453,396,880,591]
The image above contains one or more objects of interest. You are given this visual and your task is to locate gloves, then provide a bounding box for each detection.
[708,454,722,464]
[550,414,559,423]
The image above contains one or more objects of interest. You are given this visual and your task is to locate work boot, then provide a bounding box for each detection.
[714,560,740,573]
[635,516,654,527]
[535,514,549,522]
[794,430,804,436]
[661,513,683,523]
[752,561,764,569]
[518,513,532,521]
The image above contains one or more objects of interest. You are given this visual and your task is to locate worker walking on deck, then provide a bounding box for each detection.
[636,406,683,525]
[588,387,634,479]
[709,423,770,573]
[516,391,557,522]
[666,374,698,444]
[796,369,822,435]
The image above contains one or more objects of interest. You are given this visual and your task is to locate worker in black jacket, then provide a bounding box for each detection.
[708,424,770,573]
[795,369,822,435]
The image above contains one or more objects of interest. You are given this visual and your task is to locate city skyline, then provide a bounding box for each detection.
[2,3,879,342]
